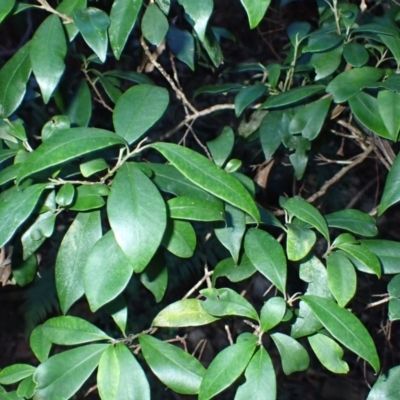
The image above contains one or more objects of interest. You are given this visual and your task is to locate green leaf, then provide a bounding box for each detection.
[235,83,266,117]
[0,0,14,23]
[177,0,213,42]
[104,296,128,336]
[379,153,400,215]
[311,45,343,81]
[389,298,400,321]
[287,21,310,45]
[282,196,330,242]
[200,287,258,320]
[261,85,325,109]
[206,126,235,167]
[271,333,309,375]
[388,274,400,298]
[139,334,206,395]
[140,253,168,303]
[162,219,196,258]
[98,344,150,400]
[91,70,122,103]
[0,365,35,385]
[343,42,369,67]
[30,15,67,104]
[74,7,110,62]
[57,0,87,41]
[151,143,260,223]
[109,0,142,59]
[301,295,380,373]
[0,41,31,118]
[0,184,48,248]
[327,252,356,308]
[12,252,37,287]
[259,110,284,161]
[326,67,385,103]
[104,70,154,85]
[244,228,287,295]
[202,26,225,68]
[167,26,195,70]
[199,336,257,400]
[168,196,224,221]
[303,31,343,53]
[212,254,256,284]
[56,211,102,314]
[367,365,400,400]
[349,91,392,140]
[41,115,70,141]
[68,184,108,211]
[379,33,400,68]
[29,325,52,363]
[240,0,271,29]
[84,230,133,311]
[42,316,111,345]
[108,163,166,273]
[325,209,378,237]
[55,183,75,207]
[308,333,349,374]
[153,299,218,327]
[378,90,400,141]
[33,344,109,399]
[260,296,287,333]
[142,3,169,46]
[80,158,108,178]
[16,375,35,399]
[17,128,125,184]
[286,224,316,261]
[360,239,400,274]
[113,84,169,144]
[67,80,92,127]
[235,347,276,400]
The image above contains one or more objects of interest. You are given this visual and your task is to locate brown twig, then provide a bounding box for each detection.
[224,325,234,345]
[82,68,114,113]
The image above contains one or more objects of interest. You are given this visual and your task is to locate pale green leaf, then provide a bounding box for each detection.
[0,365,35,385]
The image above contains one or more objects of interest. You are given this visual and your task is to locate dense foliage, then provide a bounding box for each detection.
[2,0,400,399]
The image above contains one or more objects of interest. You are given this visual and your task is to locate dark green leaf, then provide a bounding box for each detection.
[303,32,343,53]
[68,184,108,212]
[259,110,284,161]
[311,45,343,81]
[142,3,169,46]
[168,196,224,221]
[140,253,168,303]
[162,219,196,258]
[194,83,242,97]
[379,152,400,215]
[167,26,195,70]
[41,115,70,141]
[12,252,37,286]
[57,0,87,41]
[55,183,75,207]
[377,90,400,140]
[206,126,235,167]
[235,83,266,117]
[343,42,369,67]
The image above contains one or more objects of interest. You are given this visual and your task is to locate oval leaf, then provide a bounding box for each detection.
[167,196,224,221]
[161,219,196,258]
[260,296,287,333]
[0,365,35,385]
[379,152,400,215]
[142,3,169,46]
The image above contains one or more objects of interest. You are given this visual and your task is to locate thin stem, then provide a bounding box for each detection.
[35,0,73,24]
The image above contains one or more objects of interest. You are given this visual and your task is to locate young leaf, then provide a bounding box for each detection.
[162,219,196,258]
[152,299,218,327]
[109,0,142,59]
[367,365,400,400]
[206,126,235,167]
[151,143,260,223]
[308,333,349,374]
[0,184,48,248]
[33,344,109,400]
[302,295,380,373]
[260,296,287,333]
[240,0,271,29]
[360,239,400,274]
[30,15,67,104]
[0,365,35,385]
[74,7,110,62]
[97,344,150,400]
[379,152,400,215]
[0,41,31,118]
[139,334,206,395]
[200,287,259,320]
[271,333,310,375]
[107,163,167,273]
[84,230,133,311]
[113,84,168,144]
[286,223,316,261]
[29,325,52,363]
[235,347,276,400]
[199,336,257,400]
[244,228,287,295]
[142,3,169,46]
[167,196,224,221]
[42,316,111,345]
[55,211,102,314]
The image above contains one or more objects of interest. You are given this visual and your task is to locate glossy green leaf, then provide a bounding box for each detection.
[308,333,349,374]
[245,228,286,294]
[67,80,92,127]
[177,0,213,42]
[303,31,342,53]
[108,163,166,273]
[0,184,48,248]
[235,83,266,117]
[212,254,256,284]
[327,252,356,307]
[139,334,206,395]
[240,0,271,29]
[286,223,316,261]
[349,91,392,140]
[379,152,400,215]
[162,219,196,258]
[84,231,133,311]
[202,27,226,69]
[29,325,52,363]
[168,196,224,221]
[343,42,369,67]
[235,347,276,400]
[55,183,75,207]
[0,365,35,385]
[41,115,70,141]
[271,333,309,375]
[142,3,168,46]
[378,90,400,140]
[360,239,400,274]
[74,7,110,62]
[200,287,258,320]
[367,365,400,400]
[33,344,109,400]
[326,67,385,103]
[113,84,168,144]
[311,45,343,81]
[259,110,284,161]
[261,85,325,109]
[283,196,329,242]
[98,343,150,400]
[153,299,218,327]
[289,97,332,140]
[80,158,108,178]
[140,253,168,303]
[199,336,257,400]
[325,209,378,237]
[56,211,102,314]
[109,0,142,59]
[260,296,286,333]
[0,41,31,118]
[17,128,125,184]
[30,15,67,104]
[167,26,195,70]
[207,126,235,167]
[302,295,380,373]
[57,0,87,41]
[152,143,260,223]
[0,0,14,23]
[68,184,107,211]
